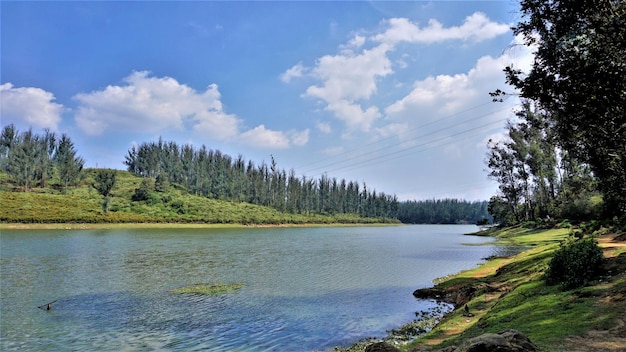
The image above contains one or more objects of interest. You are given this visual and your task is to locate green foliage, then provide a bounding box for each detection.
[94,169,116,197]
[398,199,491,224]
[55,133,85,190]
[487,195,517,227]
[0,168,400,225]
[94,169,116,214]
[155,172,169,192]
[501,0,626,216]
[132,178,152,202]
[545,237,605,290]
[124,139,399,219]
[1,125,85,192]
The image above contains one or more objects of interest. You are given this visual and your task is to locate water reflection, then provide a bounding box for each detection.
[1,225,496,351]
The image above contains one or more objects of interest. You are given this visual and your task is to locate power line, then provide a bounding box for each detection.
[299,102,514,177]
[295,99,503,172]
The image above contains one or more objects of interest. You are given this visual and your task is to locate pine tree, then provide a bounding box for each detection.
[55,133,84,191]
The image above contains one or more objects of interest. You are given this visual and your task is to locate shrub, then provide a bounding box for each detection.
[132,179,152,201]
[545,237,605,289]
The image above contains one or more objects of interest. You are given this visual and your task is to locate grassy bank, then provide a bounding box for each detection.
[406,224,626,351]
[0,169,399,226]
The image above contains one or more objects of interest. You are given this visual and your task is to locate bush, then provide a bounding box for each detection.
[545,237,605,289]
[132,179,152,201]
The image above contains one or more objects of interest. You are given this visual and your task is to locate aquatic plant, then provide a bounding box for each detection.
[172,282,244,295]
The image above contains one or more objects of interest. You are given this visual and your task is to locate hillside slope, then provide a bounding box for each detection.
[0,169,398,225]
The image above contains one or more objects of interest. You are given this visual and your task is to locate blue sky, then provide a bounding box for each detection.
[1,1,533,201]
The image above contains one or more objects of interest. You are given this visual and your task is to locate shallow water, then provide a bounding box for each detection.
[1,225,498,351]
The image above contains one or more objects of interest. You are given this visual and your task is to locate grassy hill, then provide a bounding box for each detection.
[0,169,399,225]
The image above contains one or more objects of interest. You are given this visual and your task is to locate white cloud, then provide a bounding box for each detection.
[291,12,511,136]
[0,83,64,131]
[348,35,366,48]
[280,63,305,83]
[73,71,241,139]
[240,125,290,149]
[302,44,391,132]
[325,100,381,132]
[288,128,310,146]
[316,121,332,134]
[385,45,531,123]
[339,34,366,53]
[372,12,510,45]
[239,125,308,149]
[305,44,392,102]
[373,122,410,140]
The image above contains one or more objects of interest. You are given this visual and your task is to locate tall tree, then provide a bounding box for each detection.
[55,133,85,191]
[486,138,523,221]
[94,169,116,214]
[0,124,18,171]
[36,129,56,188]
[500,0,626,216]
[7,129,40,191]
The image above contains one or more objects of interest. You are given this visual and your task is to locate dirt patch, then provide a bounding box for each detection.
[563,320,626,351]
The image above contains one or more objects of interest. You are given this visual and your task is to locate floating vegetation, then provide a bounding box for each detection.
[172,282,244,295]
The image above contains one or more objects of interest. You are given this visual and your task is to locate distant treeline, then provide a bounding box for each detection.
[2,125,493,224]
[397,199,491,224]
[124,138,399,218]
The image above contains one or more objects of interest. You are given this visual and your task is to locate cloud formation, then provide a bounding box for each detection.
[372,12,510,45]
[240,125,310,149]
[284,12,511,135]
[73,71,306,149]
[0,83,64,131]
[280,63,305,83]
[74,71,240,138]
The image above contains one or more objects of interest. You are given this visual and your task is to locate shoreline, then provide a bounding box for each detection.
[0,222,404,230]
[403,225,625,351]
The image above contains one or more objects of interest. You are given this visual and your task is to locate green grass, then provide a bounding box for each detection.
[0,169,399,226]
[406,225,626,351]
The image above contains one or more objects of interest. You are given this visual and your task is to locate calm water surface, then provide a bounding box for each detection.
[1,225,498,351]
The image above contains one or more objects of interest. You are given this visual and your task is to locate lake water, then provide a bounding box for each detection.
[1,225,499,351]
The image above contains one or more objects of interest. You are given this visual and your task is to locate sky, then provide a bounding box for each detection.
[1,1,534,201]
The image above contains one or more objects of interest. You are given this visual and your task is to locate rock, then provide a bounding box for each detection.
[364,342,401,352]
[453,329,538,352]
[413,285,476,306]
[408,329,537,352]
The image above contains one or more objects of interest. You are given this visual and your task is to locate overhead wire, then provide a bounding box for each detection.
[299,103,514,177]
[305,115,509,178]
[294,99,501,172]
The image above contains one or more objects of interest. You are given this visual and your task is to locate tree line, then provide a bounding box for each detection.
[1,124,492,224]
[1,124,85,192]
[397,199,491,224]
[487,0,625,225]
[124,138,399,218]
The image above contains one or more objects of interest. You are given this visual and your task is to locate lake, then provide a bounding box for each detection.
[0,225,499,351]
